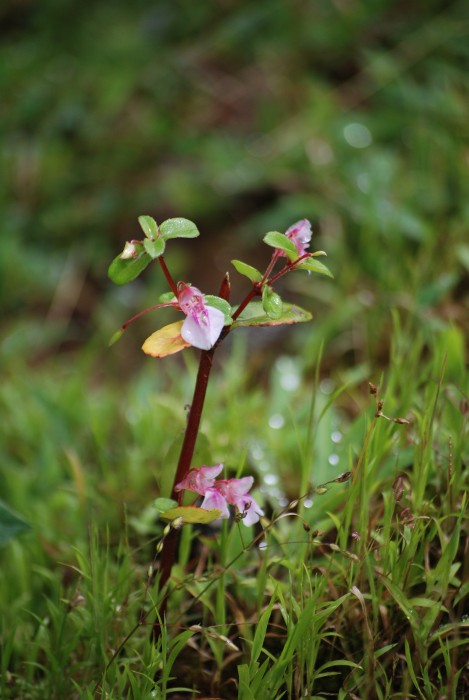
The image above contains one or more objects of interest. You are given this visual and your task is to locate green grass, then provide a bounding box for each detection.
[1,316,467,698]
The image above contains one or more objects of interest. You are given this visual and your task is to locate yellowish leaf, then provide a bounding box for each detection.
[159,506,222,524]
[142,321,191,358]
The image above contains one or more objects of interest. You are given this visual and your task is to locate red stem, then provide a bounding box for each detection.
[153,347,215,638]
[172,349,215,501]
[158,255,179,296]
[230,285,261,322]
[121,302,174,331]
[268,253,311,286]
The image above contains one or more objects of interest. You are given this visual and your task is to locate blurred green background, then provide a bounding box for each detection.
[2,0,468,366]
[1,0,468,532]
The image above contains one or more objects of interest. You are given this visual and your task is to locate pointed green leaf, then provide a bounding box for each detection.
[143,236,165,259]
[204,295,233,324]
[378,573,420,629]
[108,242,151,285]
[160,218,200,240]
[233,301,312,327]
[0,500,31,546]
[108,328,124,346]
[262,285,283,320]
[138,215,158,239]
[295,258,334,278]
[159,506,222,524]
[263,231,298,261]
[251,590,277,664]
[231,259,263,283]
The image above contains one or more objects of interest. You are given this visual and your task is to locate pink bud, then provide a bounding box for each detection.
[284,219,312,257]
[120,241,138,259]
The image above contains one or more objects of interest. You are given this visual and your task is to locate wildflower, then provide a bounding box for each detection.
[216,476,264,526]
[175,465,264,526]
[174,464,223,495]
[177,283,225,351]
[282,219,312,257]
[200,487,230,519]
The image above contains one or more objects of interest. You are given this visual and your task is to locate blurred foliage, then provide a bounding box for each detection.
[1,0,468,363]
[1,0,468,509]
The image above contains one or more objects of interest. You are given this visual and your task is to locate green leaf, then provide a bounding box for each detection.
[138,215,158,239]
[262,285,283,319]
[251,590,277,665]
[154,497,178,513]
[108,328,124,346]
[378,573,419,630]
[0,500,31,546]
[143,236,165,259]
[160,218,200,240]
[233,301,312,327]
[159,291,177,304]
[263,231,298,261]
[159,506,222,524]
[204,295,233,324]
[231,259,263,283]
[108,242,151,285]
[295,258,334,277]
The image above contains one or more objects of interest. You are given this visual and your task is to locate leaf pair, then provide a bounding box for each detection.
[108,217,199,285]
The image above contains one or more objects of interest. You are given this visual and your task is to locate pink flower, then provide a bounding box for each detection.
[282,219,312,257]
[177,283,225,351]
[174,464,223,495]
[217,477,264,526]
[175,465,264,526]
[200,488,230,519]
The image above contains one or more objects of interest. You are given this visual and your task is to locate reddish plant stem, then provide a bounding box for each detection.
[172,348,215,502]
[230,286,261,322]
[158,255,179,296]
[120,302,174,332]
[153,347,215,639]
[268,252,311,286]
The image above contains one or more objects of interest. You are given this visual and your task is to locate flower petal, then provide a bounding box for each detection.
[175,464,224,495]
[218,476,254,505]
[181,306,225,350]
[177,283,206,316]
[284,219,312,257]
[237,494,264,526]
[200,488,230,519]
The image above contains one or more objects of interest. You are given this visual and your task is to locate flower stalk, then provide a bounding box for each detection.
[107,215,332,642]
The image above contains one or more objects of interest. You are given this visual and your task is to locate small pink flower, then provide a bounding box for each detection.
[175,465,264,526]
[282,219,312,257]
[217,477,254,506]
[200,488,230,519]
[177,283,225,350]
[216,477,265,525]
[236,494,264,526]
[174,464,223,495]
